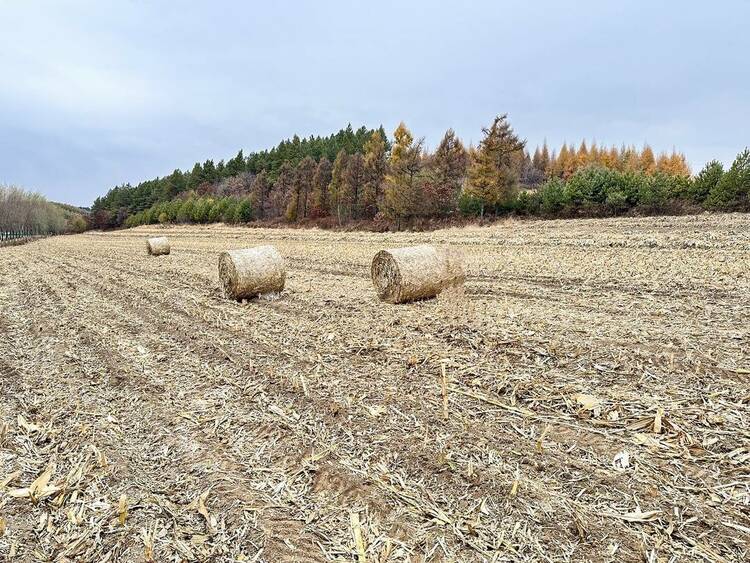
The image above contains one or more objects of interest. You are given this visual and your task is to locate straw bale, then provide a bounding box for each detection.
[371,244,465,303]
[219,245,285,299]
[146,236,170,256]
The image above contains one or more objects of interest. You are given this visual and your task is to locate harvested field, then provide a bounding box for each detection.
[0,214,749,562]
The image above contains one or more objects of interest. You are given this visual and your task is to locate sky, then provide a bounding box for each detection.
[1,1,748,206]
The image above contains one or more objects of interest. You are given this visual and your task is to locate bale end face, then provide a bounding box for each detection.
[218,251,240,297]
[371,250,402,303]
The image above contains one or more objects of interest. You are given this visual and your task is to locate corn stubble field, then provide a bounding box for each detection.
[0,214,748,562]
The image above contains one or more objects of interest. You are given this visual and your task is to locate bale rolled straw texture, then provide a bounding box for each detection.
[371,244,465,304]
[146,236,170,256]
[219,245,286,300]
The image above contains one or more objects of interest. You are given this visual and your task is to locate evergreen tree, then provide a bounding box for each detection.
[177,198,196,223]
[706,149,750,210]
[689,160,723,203]
[203,160,217,184]
[222,199,239,223]
[187,163,205,190]
[464,115,525,216]
[163,169,186,199]
[234,198,254,223]
[226,150,245,176]
[376,125,392,153]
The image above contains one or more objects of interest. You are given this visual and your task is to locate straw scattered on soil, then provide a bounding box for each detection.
[0,214,748,562]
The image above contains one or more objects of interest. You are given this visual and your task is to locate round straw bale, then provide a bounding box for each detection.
[219,245,285,300]
[371,244,465,304]
[146,236,170,256]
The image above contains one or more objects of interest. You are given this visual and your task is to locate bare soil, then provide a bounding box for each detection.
[0,214,748,562]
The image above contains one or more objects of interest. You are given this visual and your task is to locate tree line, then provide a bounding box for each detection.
[93,116,750,230]
[0,185,88,239]
[92,124,388,228]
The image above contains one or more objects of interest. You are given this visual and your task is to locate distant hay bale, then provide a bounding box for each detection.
[219,245,286,300]
[146,236,170,256]
[371,244,465,304]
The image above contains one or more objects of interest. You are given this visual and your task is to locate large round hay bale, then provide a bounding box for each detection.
[146,236,170,256]
[219,245,285,300]
[371,244,465,304]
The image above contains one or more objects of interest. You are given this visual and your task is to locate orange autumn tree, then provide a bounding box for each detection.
[540,141,690,178]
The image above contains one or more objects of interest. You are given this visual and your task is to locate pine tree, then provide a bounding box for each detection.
[706,149,750,210]
[226,150,245,176]
[360,131,388,218]
[328,149,349,224]
[164,169,186,199]
[690,160,723,203]
[187,163,205,190]
[203,160,217,184]
[309,157,332,218]
[234,198,254,223]
[383,122,424,223]
[464,115,525,216]
[426,129,468,215]
[376,125,392,152]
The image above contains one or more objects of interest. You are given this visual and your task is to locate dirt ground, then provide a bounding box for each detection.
[1,214,748,562]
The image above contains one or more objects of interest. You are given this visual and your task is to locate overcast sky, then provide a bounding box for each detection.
[1,1,748,206]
